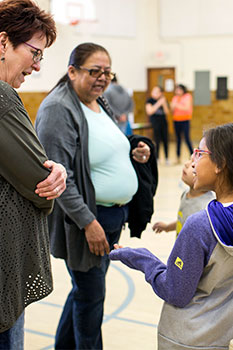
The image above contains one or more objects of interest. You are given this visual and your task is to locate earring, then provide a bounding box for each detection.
[0,56,5,62]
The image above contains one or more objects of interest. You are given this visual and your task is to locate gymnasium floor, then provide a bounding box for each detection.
[24,143,191,350]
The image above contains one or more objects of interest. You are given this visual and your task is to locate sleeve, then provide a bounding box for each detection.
[145,98,153,105]
[0,106,53,214]
[36,103,95,229]
[109,214,214,307]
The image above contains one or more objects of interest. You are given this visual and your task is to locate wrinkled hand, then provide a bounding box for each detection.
[132,141,150,163]
[85,219,110,256]
[35,160,67,200]
[152,222,168,233]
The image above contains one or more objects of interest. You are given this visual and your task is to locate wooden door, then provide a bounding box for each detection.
[147,67,175,136]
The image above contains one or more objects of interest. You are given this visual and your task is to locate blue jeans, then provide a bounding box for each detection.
[55,204,129,350]
[174,120,193,157]
[0,312,24,350]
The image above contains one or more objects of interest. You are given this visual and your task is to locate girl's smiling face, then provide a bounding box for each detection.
[192,137,218,193]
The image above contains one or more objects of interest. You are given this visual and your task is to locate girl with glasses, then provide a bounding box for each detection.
[110,123,233,349]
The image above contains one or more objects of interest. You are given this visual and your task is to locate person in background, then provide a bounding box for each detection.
[110,123,233,349]
[171,84,193,164]
[35,42,150,350]
[145,86,169,164]
[104,75,134,135]
[0,0,67,348]
[153,158,215,238]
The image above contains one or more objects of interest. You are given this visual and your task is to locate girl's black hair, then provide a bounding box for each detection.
[204,123,233,187]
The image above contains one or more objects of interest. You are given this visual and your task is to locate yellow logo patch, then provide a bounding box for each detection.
[175,257,184,270]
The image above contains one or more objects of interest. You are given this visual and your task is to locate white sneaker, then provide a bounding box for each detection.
[229,339,233,350]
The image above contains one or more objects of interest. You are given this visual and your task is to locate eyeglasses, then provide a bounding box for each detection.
[193,148,212,162]
[24,42,43,63]
[76,66,116,80]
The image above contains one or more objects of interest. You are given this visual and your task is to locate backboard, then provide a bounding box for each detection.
[50,0,97,26]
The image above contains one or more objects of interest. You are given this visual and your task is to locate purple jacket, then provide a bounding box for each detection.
[109,201,233,349]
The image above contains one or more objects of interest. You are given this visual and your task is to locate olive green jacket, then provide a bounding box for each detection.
[0,80,54,332]
[0,81,53,213]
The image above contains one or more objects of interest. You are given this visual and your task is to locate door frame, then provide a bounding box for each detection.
[147,67,176,96]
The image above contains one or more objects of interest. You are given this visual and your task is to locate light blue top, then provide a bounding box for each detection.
[81,102,138,206]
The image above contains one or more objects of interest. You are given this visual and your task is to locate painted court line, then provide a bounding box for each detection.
[25,263,158,349]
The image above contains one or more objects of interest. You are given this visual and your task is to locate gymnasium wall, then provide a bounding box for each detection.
[18,0,233,93]
[19,0,233,142]
[133,90,233,142]
[20,89,233,143]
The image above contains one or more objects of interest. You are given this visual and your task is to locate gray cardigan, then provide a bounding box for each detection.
[36,81,116,272]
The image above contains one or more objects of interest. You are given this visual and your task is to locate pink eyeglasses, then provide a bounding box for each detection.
[193,148,212,162]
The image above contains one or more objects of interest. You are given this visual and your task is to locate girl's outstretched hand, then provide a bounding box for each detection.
[113,244,123,250]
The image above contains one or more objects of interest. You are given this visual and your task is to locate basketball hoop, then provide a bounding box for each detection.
[51,0,97,27]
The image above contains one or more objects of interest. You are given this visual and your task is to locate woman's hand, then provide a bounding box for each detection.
[132,141,150,163]
[35,160,67,200]
[85,219,110,256]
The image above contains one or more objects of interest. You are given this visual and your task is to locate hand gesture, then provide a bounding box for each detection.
[35,160,67,200]
[152,221,168,233]
[85,219,110,256]
[132,141,150,163]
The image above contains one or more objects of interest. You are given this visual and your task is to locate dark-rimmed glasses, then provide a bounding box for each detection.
[193,148,212,162]
[24,42,43,63]
[76,66,116,80]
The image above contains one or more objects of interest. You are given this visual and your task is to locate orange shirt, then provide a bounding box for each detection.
[172,93,192,121]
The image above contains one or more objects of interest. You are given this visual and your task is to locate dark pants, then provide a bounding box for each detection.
[174,120,193,158]
[0,312,24,350]
[150,115,168,159]
[55,204,129,350]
